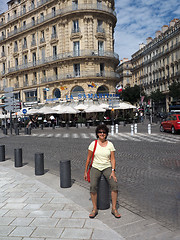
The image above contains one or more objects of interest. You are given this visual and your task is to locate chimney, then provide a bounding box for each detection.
[155,30,161,38]
[139,43,145,49]
[123,58,129,62]
[161,25,168,33]
[146,37,152,44]
[169,20,176,27]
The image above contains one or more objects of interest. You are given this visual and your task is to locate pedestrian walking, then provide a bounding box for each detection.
[84,124,121,219]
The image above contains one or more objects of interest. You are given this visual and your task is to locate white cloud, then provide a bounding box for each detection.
[114,0,180,60]
[0,0,179,62]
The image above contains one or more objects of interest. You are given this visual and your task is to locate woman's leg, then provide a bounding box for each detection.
[90,168,101,215]
[103,168,120,217]
[111,190,118,210]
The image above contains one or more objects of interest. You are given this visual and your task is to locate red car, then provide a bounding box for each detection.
[160,114,180,134]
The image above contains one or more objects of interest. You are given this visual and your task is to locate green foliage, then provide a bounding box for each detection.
[169,82,180,100]
[150,89,165,103]
[122,85,141,104]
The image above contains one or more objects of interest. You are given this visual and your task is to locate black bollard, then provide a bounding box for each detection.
[87,122,90,129]
[97,174,110,210]
[28,127,31,135]
[41,124,43,130]
[35,153,44,175]
[0,145,5,162]
[60,160,71,188]
[15,128,19,135]
[52,124,55,129]
[14,148,22,167]
[76,123,78,128]
[3,128,7,135]
[25,127,28,134]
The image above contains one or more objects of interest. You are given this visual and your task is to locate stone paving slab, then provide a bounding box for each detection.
[0,160,180,240]
[0,161,124,240]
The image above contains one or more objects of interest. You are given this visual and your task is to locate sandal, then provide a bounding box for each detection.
[89,209,98,218]
[111,209,121,218]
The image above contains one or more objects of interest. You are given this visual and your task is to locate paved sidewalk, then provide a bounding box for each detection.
[0,160,180,240]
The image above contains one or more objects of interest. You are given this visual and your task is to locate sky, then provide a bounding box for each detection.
[0,0,180,61]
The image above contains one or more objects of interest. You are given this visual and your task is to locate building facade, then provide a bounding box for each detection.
[0,0,119,106]
[116,58,132,88]
[131,19,180,112]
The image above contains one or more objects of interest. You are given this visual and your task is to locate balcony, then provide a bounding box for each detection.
[40,71,119,84]
[3,3,116,42]
[7,49,119,74]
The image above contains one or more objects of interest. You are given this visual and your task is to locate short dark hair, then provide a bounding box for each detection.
[95,124,109,139]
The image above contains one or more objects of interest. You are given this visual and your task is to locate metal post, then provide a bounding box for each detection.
[35,153,44,175]
[0,145,5,162]
[131,124,134,135]
[97,174,110,210]
[115,124,118,134]
[14,148,22,167]
[60,160,71,188]
[111,125,114,135]
[87,122,90,129]
[134,123,137,134]
[10,110,13,135]
[148,124,151,134]
[41,124,43,130]
[52,124,55,129]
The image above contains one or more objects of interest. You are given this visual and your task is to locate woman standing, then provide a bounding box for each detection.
[84,124,121,218]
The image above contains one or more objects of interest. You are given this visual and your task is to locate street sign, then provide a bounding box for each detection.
[22,109,27,114]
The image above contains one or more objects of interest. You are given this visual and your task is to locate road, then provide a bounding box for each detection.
[1,123,180,230]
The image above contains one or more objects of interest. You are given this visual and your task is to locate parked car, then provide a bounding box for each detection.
[160,114,180,134]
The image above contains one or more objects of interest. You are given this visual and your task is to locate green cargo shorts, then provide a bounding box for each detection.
[90,167,118,193]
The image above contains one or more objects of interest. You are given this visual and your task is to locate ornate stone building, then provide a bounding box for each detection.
[0,0,119,106]
[116,58,132,88]
[131,19,180,111]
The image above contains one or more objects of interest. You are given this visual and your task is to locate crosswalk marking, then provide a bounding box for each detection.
[22,132,180,143]
[55,133,61,138]
[72,133,78,138]
[47,134,53,138]
[80,133,89,138]
[119,133,141,141]
[38,134,46,137]
[62,133,69,138]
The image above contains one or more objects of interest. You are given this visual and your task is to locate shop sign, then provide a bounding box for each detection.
[66,93,119,101]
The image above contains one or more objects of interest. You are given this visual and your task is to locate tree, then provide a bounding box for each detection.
[122,85,141,104]
[169,82,180,100]
[150,89,165,104]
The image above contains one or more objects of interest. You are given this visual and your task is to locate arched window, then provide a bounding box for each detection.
[53,88,61,98]
[97,85,109,96]
[71,86,85,98]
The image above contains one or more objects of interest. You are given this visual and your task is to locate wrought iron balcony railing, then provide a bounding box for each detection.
[2,3,116,41]
[4,49,119,75]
